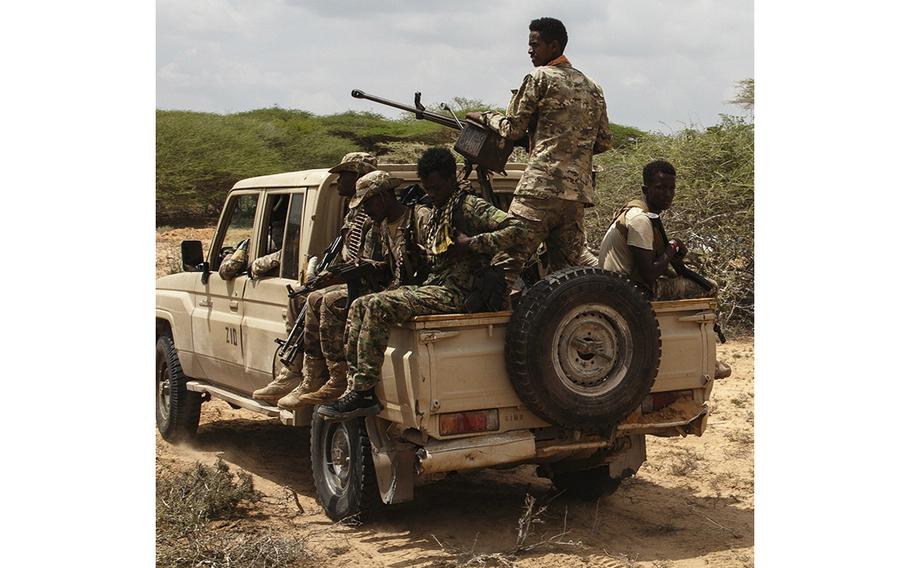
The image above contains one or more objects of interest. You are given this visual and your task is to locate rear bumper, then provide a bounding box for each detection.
[617,399,709,437]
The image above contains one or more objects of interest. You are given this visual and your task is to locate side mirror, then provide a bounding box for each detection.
[181,240,204,272]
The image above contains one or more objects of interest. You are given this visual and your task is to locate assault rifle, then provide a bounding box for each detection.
[275,234,344,366]
[328,261,389,309]
[351,89,510,210]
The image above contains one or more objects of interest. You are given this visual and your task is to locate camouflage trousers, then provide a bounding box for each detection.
[290,284,349,363]
[345,285,464,391]
[492,196,598,287]
[654,275,719,301]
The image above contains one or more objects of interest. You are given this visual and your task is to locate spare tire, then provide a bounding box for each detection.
[506,267,661,431]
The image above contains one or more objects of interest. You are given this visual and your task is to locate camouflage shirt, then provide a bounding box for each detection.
[478,59,612,204]
[425,188,528,293]
[381,204,432,289]
[250,250,281,278]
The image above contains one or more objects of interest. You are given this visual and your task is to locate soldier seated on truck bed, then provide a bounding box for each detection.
[252,152,388,408]
[598,159,731,379]
[318,147,528,421]
[598,159,716,300]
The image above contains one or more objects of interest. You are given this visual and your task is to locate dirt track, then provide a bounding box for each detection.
[155,339,753,567]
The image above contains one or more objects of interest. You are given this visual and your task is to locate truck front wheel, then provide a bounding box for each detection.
[156,335,202,442]
[310,413,380,522]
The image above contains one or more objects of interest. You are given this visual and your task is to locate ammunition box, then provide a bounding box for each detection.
[454,121,514,173]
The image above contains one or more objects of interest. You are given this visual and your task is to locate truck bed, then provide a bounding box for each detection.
[374,298,717,439]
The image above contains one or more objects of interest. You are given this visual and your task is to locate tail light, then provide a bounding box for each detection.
[641,390,693,414]
[439,409,500,436]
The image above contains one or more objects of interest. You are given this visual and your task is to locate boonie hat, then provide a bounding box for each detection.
[328,152,378,175]
[349,170,404,209]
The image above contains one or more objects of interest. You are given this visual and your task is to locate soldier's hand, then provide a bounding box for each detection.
[465,112,483,123]
[449,230,474,257]
[670,239,688,259]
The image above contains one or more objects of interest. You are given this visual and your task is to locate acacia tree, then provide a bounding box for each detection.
[730,78,754,113]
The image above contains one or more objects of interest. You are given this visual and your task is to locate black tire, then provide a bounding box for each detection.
[310,412,380,523]
[552,466,623,500]
[156,335,202,443]
[507,267,661,431]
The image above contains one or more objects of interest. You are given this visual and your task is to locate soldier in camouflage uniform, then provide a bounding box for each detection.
[251,152,386,407]
[318,148,527,420]
[466,17,612,289]
[291,169,432,407]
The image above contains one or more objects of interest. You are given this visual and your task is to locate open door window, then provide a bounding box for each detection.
[256,192,305,281]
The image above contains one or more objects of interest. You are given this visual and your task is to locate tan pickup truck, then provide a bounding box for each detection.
[155,163,720,521]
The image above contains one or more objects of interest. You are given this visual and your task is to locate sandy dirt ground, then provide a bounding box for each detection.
[156,227,217,278]
[156,227,753,567]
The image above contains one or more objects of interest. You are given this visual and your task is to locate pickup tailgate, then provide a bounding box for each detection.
[375,298,717,439]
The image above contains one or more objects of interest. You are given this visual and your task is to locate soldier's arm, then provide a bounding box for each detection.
[476,73,541,141]
[462,196,528,254]
[218,247,248,281]
[250,250,281,279]
[593,87,613,154]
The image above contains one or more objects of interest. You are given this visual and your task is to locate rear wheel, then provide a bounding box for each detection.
[552,466,623,500]
[310,413,380,522]
[156,335,202,442]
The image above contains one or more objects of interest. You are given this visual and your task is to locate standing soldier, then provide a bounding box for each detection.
[252,152,385,408]
[466,16,612,288]
[317,147,528,420]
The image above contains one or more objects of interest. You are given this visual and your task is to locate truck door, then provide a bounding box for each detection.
[191,191,261,393]
[241,191,307,391]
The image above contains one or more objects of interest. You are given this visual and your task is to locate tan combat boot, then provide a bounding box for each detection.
[277,355,328,410]
[252,353,303,402]
[296,359,349,405]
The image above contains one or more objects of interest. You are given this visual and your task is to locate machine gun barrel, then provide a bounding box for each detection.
[351,89,462,130]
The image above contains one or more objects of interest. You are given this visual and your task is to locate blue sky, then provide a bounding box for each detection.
[157,0,753,132]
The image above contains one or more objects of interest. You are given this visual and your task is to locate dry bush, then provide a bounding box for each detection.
[157,459,259,537]
[157,527,311,568]
[157,460,312,568]
[432,493,582,567]
[729,392,752,409]
[668,447,700,476]
[589,117,754,333]
[725,429,754,445]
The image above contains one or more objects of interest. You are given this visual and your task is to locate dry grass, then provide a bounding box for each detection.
[725,429,754,445]
[431,493,583,567]
[668,447,700,477]
[156,459,315,568]
[729,392,752,409]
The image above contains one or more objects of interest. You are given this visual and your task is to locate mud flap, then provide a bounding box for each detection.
[364,416,415,505]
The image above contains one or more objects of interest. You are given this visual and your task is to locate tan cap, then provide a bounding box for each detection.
[349,170,404,209]
[328,152,378,175]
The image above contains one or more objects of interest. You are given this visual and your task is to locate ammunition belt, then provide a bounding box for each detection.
[343,209,369,261]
